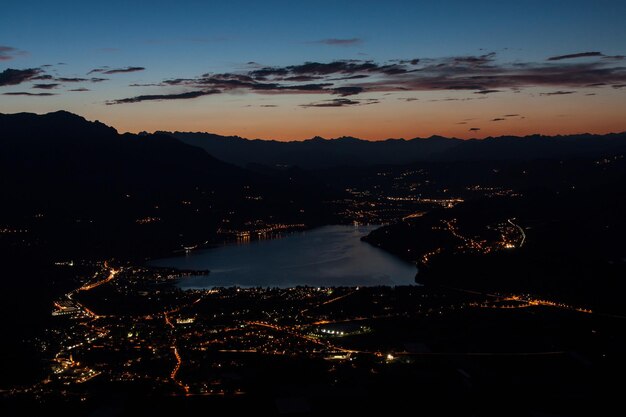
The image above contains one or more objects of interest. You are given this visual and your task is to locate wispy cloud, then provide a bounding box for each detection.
[540,90,576,96]
[548,52,603,61]
[0,46,27,61]
[3,91,55,96]
[56,77,89,82]
[32,83,60,89]
[106,89,220,105]
[56,77,109,83]
[89,66,145,75]
[300,98,379,108]
[311,38,363,46]
[100,52,626,105]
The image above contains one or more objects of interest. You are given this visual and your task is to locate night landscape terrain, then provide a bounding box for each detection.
[1,1,626,416]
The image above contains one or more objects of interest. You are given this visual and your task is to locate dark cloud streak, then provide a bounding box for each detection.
[32,83,60,89]
[89,66,145,75]
[540,91,576,96]
[312,38,363,46]
[106,89,220,105]
[300,98,379,108]
[3,91,55,96]
[548,52,603,61]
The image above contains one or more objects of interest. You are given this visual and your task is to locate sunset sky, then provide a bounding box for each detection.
[1,0,626,140]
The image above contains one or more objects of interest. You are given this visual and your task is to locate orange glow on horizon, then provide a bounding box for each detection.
[89,89,626,140]
[4,88,625,141]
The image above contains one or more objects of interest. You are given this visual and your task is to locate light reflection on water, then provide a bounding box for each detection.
[150,225,418,288]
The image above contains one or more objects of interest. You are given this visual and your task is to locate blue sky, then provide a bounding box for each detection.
[1,0,626,139]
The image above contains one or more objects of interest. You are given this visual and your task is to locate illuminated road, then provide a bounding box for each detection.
[170,345,188,393]
[162,296,203,395]
[507,218,526,247]
[300,290,358,317]
[247,321,360,354]
[447,286,592,314]
[78,262,120,292]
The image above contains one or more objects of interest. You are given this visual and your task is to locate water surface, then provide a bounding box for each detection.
[151,225,417,288]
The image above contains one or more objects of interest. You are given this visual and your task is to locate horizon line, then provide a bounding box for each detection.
[3,109,626,143]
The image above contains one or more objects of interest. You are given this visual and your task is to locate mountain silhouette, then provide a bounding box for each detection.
[162,131,458,168]
[163,130,626,168]
[0,111,335,258]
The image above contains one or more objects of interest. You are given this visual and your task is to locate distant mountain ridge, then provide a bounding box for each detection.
[161,130,626,169]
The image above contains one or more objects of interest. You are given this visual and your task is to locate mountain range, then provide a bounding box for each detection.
[163,130,626,169]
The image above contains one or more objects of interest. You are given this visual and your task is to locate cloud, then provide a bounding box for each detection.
[0,46,28,61]
[603,55,625,61]
[87,66,109,74]
[3,91,55,96]
[32,83,60,89]
[395,59,421,65]
[548,52,603,61]
[69,87,90,92]
[312,38,363,46]
[429,97,486,102]
[106,52,626,104]
[106,89,220,104]
[469,127,481,131]
[491,118,505,121]
[300,98,379,108]
[250,61,377,78]
[31,74,54,81]
[332,86,365,96]
[540,90,576,96]
[55,77,108,83]
[503,114,520,117]
[259,104,277,107]
[103,66,145,74]
[328,74,370,81]
[0,68,43,86]
[453,52,496,66]
[56,77,89,82]
[283,75,322,82]
[89,66,145,75]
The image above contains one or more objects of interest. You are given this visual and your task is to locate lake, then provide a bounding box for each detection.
[150,225,418,288]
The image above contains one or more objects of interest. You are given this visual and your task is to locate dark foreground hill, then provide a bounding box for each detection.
[0,111,337,258]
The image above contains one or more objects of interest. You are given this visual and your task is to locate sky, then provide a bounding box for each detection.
[1,0,626,140]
